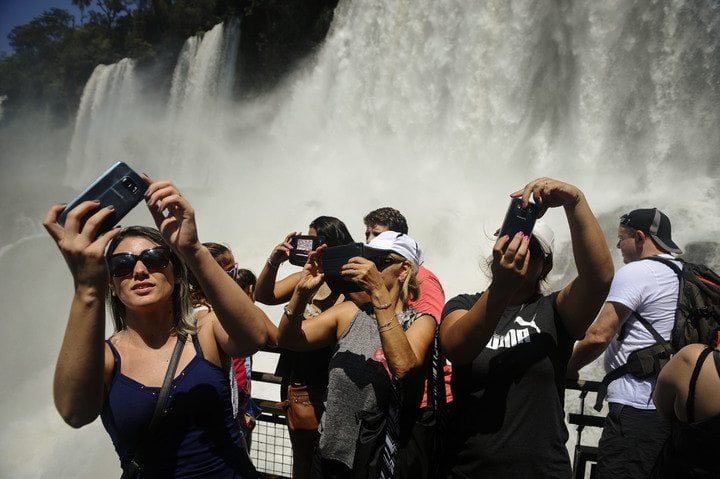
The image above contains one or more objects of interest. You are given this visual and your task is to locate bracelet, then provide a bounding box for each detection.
[267,259,280,269]
[372,302,392,310]
[377,318,395,329]
[283,305,302,319]
[378,322,400,333]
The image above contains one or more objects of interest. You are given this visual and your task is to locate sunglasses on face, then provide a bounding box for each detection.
[225,263,240,280]
[108,247,172,277]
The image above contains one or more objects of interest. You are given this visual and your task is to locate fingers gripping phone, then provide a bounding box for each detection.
[58,162,148,237]
[322,243,388,294]
[289,235,326,266]
[499,197,538,238]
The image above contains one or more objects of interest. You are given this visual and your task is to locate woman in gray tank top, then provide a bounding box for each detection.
[277,231,437,478]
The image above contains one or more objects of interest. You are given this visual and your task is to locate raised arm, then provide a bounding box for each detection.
[254,232,302,305]
[516,178,614,339]
[440,233,530,364]
[44,201,121,427]
[277,246,343,351]
[344,257,436,379]
[145,180,268,356]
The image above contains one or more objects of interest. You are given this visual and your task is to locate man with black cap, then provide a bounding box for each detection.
[567,207,683,479]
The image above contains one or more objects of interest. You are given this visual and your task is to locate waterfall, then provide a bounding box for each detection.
[2,2,720,477]
[165,19,241,183]
[65,58,140,184]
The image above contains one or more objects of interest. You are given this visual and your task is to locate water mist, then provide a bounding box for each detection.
[1,1,719,477]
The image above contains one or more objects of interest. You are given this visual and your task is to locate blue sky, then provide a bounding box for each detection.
[0,1,81,55]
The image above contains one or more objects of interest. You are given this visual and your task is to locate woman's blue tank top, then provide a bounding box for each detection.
[101,335,256,478]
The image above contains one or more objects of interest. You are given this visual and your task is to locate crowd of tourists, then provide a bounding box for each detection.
[44,175,719,478]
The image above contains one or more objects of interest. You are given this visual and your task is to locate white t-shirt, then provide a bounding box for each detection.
[603,254,680,409]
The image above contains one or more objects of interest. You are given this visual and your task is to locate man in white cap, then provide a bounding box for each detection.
[566,207,683,479]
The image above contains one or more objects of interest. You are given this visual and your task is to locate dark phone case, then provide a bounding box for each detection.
[499,197,538,238]
[58,162,148,237]
[289,235,326,266]
[322,243,388,294]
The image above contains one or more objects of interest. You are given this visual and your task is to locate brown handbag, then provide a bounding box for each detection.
[282,383,324,431]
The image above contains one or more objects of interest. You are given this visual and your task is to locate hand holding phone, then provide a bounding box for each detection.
[58,162,148,238]
[322,243,389,293]
[499,197,538,238]
[289,235,326,266]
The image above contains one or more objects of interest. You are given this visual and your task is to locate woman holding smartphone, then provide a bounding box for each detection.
[277,231,437,478]
[254,216,354,479]
[439,177,614,478]
[44,179,269,478]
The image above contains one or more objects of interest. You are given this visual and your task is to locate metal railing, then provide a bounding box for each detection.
[248,355,605,479]
[565,379,604,479]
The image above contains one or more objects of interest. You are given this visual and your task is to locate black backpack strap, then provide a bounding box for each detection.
[595,311,670,411]
[686,347,714,424]
[633,310,668,344]
[594,364,629,411]
[643,255,683,276]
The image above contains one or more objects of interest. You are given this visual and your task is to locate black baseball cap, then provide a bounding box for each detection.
[619,208,683,254]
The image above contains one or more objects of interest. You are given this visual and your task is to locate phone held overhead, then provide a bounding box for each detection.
[499,197,538,238]
[58,162,148,237]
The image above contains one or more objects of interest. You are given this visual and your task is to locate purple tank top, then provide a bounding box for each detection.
[101,335,256,478]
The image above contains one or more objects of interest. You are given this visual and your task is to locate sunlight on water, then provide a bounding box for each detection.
[1,1,718,476]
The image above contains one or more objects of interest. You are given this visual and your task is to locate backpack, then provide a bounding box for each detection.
[594,256,720,411]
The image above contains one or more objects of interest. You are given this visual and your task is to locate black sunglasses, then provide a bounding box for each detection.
[108,247,172,277]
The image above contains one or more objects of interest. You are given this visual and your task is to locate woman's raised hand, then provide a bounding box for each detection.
[144,178,199,258]
[295,244,327,296]
[341,257,386,295]
[490,231,531,294]
[270,231,298,266]
[43,201,120,287]
[511,177,582,218]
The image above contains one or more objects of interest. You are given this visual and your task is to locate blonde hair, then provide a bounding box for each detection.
[105,226,195,335]
[387,252,420,304]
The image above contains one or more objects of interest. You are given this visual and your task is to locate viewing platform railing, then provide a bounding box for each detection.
[249,348,604,479]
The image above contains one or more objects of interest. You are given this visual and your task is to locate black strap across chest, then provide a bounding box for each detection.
[687,347,720,424]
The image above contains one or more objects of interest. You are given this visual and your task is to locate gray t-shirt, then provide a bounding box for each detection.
[318,305,419,468]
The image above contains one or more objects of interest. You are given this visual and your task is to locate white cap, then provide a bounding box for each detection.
[367,231,425,266]
[532,220,554,257]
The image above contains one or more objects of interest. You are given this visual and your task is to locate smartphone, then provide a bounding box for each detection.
[289,235,326,266]
[322,243,388,294]
[58,162,148,237]
[499,197,538,238]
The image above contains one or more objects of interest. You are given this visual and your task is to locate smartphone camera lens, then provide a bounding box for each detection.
[121,177,139,194]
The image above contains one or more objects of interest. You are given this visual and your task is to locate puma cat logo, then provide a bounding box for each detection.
[514,316,541,334]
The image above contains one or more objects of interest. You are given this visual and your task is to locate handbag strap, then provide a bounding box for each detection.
[125,334,187,477]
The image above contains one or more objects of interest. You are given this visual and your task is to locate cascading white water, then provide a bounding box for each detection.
[1,1,719,477]
[65,58,140,184]
[165,19,240,183]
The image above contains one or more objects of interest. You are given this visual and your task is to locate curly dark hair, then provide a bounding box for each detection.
[363,207,409,234]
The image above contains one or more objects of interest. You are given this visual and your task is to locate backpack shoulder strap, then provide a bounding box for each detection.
[643,255,683,276]
[633,310,668,344]
[687,347,714,424]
